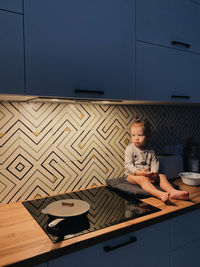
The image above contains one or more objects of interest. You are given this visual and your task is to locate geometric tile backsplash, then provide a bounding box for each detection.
[1,102,200,203]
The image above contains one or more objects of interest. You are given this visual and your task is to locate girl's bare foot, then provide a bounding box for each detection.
[158,192,170,203]
[170,190,189,200]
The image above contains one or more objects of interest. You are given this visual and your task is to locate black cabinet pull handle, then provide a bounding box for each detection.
[171,95,191,99]
[75,89,104,95]
[103,236,137,252]
[171,41,191,48]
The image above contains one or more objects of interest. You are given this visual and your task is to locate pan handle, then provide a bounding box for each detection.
[48,218,65,227]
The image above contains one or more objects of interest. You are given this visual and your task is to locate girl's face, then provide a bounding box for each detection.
[131,124,148,149]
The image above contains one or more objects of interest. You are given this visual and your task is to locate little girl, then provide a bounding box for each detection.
[125,119,189,203]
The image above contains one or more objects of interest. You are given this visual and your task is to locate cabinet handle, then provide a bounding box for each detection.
[171,95,191,99]
[171,41,191,48]
[103,236,137,252]
[75,89,104,95]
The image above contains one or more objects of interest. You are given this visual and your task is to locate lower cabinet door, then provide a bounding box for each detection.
[48,221,169,267]
[170,209,200,250]
[169,209,200,267]
[170,238,200,267]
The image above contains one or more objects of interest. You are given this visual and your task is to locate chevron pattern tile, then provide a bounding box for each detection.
[1,102,200,203]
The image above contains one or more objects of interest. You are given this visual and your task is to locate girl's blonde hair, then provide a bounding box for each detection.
[131,118,152,137]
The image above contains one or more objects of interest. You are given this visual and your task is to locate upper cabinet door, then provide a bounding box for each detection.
[0,10,25,94]
[24,0,134,100]
[136,41,200,102]
[0,0,22,13]
[136,0,200,54]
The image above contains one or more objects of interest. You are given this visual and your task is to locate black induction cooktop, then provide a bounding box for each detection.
[22,186,161,243]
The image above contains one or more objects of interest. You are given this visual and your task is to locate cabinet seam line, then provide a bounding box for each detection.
[170,236,200,252]
[22,0,27,95]
[0,8,22,15]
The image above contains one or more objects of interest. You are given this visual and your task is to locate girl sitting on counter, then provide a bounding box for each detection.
[125,118,189,203]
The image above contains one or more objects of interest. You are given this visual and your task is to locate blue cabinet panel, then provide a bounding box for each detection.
[170,209,200,267]
[48,222,169,267]
[24,0,134,100]
[136,0,200,54]
[170,209,200,250]
[0,0,22,13]
[171,238,200,267]
[136,41,200,102]
[0,10,25,94]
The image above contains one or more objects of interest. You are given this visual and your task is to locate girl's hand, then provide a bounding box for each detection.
[134,168,151,177]
[149,172,158,178]
[149,172,159,182]
[134,169,159,182]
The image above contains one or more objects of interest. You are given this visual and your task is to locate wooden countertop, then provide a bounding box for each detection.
[1,179,200,267]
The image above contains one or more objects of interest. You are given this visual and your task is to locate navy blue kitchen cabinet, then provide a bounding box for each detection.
[136,41,200,102]
[47,221,170,267]
[0,10,25,94]
[135,0,200,102]
[170,209,200,267]
[0,0,22,13]
[24,0,134,100]
[136,0,200,55]
[34,208,200,267]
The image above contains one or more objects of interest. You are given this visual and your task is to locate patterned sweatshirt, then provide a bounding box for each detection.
[124,143,159,177]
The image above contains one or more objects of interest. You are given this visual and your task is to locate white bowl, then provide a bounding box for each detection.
[179,172,200,186]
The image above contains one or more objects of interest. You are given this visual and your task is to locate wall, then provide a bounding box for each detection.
[0,102,200,203]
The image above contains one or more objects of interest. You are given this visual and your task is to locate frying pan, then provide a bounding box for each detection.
[42,199,90,227]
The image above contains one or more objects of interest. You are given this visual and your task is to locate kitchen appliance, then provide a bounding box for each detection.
[22,186,161,243]
[42,199,90,227]
[179,172,200,186]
